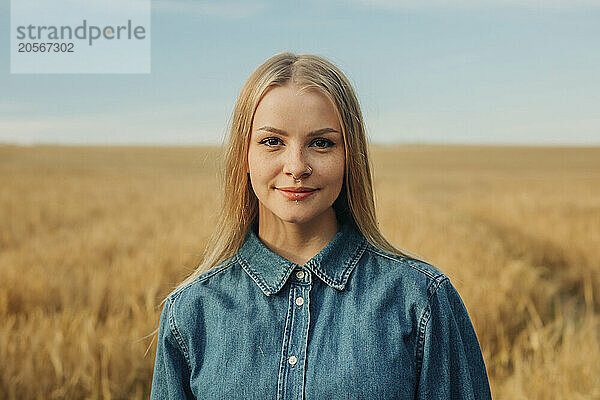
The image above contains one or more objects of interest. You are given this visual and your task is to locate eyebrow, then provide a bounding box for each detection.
[257,126,339,137]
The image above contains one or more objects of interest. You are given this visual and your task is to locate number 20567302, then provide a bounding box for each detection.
[18,42,74,52]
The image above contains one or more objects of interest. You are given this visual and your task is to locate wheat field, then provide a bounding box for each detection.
[0,144,598,399]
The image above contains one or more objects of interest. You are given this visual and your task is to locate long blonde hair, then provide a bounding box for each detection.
[172,52,430,295]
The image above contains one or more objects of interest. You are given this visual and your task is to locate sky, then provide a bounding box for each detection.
[1,0,599,145]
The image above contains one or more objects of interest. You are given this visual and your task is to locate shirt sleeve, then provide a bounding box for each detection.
[150,297,195,400]
[415,278,492,400]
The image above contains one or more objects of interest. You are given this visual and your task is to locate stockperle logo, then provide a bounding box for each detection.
[11,0,150,74]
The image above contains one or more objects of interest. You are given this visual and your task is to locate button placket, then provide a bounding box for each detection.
[277,273,311,400]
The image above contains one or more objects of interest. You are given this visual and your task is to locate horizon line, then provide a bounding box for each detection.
[2,141,599,149]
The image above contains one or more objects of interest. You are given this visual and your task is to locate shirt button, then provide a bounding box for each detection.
[295,297,304,306]
[288,356,297,365]
[296,270,305,279]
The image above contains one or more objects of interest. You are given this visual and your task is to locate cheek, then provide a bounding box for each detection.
[247,150,277,186]
[246,146,257,173]
[319,154,345,188]
[247,148,263,177]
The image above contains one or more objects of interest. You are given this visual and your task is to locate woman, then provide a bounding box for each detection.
[151,52,492,399]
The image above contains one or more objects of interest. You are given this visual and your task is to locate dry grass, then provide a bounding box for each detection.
[1,143,599,399]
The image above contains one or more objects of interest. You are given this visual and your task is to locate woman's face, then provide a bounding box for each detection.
[247,83,345,227]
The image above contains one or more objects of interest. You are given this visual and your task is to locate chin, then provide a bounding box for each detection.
[277,210,318,225]
[279,215,310,225]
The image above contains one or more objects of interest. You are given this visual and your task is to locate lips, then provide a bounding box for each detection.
[276,187,317,192]
[276,187,318,200]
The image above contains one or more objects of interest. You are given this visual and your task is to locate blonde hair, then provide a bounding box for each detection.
[172,52,430,294]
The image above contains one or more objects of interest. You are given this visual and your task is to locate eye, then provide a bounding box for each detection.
[310,138,335,149]
[259,137,283,147]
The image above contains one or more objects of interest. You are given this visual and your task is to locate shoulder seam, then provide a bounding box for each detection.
[365,245,445,282]
[166,296,192,372]
[415,276,450,378]
[169,258,236,301]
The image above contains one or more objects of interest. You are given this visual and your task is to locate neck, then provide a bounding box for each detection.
[256,208,340,266]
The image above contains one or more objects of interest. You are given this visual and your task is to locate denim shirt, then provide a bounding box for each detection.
[151,221,492,399]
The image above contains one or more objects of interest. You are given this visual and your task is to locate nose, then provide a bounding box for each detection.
[283,145,311,181]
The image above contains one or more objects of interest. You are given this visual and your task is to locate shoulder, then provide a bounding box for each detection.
[164,257,238,320]
[361,245,474,328]
[362,241,449,300]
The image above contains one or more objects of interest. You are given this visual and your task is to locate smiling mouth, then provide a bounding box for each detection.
[277,188,317,193]
[275,185,318,191]
[276,187,319,200]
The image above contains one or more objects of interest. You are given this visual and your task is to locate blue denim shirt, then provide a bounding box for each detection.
[151,221,492,399]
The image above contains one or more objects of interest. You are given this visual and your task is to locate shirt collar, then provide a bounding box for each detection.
[236,220,368,296]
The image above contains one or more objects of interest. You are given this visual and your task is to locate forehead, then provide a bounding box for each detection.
[252,84,341,131]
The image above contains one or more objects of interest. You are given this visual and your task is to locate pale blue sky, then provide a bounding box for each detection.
[1,0,599,145]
